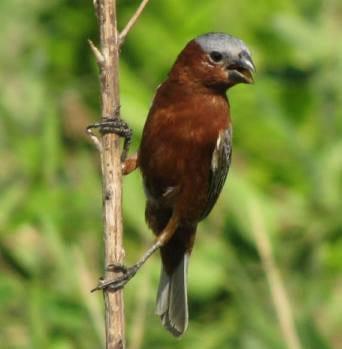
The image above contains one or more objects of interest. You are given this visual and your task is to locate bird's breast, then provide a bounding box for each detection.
[139,89,230,213]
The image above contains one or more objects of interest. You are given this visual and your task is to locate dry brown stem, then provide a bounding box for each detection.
[88,1,149,348]
[249,200,302,349]
[90,0,124,348]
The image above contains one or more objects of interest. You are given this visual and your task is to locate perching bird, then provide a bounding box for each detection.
[96,32,255,337]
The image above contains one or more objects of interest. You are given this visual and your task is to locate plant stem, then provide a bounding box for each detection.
[89,1,150,347]
[94,0,125,348]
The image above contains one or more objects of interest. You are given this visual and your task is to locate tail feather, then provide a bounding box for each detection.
[155,254,189,336]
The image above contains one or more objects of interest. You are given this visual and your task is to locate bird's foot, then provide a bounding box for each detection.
[86,114,132,162]
[91,263,139,292]
[106,262,129,274]
[97,118,132,139]
[91,239,165,292]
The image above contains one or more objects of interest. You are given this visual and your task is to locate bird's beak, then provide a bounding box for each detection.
[227,55,255,84]
[237,55,255,83]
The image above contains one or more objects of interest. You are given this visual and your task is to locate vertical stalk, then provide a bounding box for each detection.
[249,201,302,349]
[97,1,125,348]
[89,1,150,347]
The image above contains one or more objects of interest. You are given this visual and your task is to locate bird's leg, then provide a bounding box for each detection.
[87,115,133,163]
[122,153,138,175]
[92,214,179,292]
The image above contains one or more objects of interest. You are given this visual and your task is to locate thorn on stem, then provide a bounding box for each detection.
[86,125,103,153]
[88,39,105,65]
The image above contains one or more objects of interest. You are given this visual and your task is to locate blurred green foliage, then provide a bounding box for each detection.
[0,0,341,348]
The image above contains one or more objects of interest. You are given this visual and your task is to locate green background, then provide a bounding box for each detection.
[1,0,341,348]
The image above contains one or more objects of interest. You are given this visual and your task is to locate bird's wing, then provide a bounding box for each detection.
[200,127,232,219]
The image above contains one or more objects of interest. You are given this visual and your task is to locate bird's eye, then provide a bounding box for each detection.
[209,51,223,63]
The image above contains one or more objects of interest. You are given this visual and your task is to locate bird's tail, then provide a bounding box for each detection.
[155,253,189,337]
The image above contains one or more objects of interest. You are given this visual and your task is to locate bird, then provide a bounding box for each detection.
[95,32,255,337]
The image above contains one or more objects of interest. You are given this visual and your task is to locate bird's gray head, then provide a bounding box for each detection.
[195,33,255,87]
[171,32,255,90]
[195,33,253,64]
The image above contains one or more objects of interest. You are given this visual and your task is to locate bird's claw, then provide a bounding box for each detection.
[106,262,128,274]
[86,116,132,162]
[97,118,132,139]
[91,264,139,292]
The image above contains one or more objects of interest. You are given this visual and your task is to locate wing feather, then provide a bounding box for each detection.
[200,127,232,219]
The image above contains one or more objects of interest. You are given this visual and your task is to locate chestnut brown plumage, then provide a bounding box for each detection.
[100,32,255,336]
